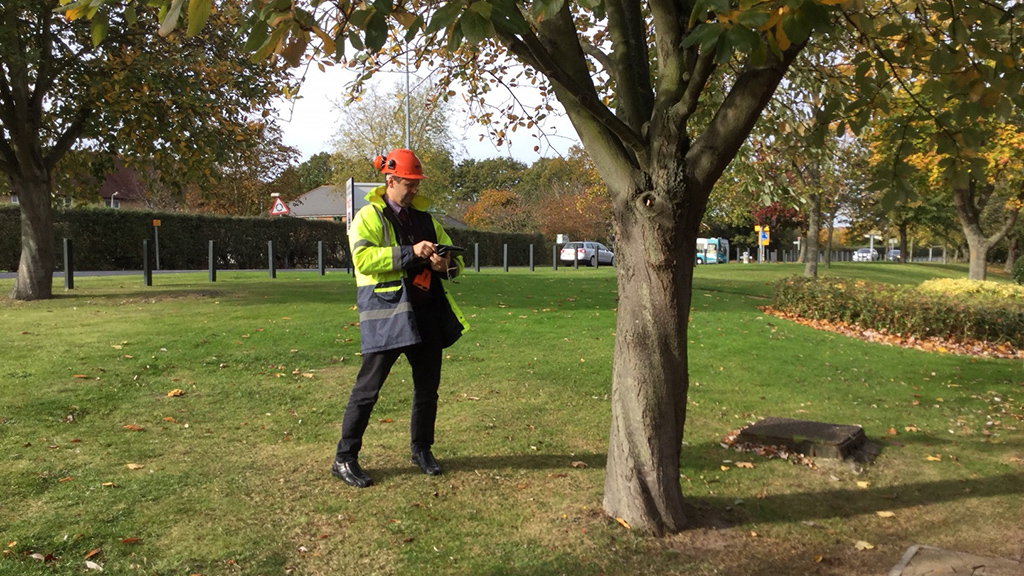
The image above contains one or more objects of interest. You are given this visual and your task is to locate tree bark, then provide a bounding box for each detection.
[602,176,695,536]
[1004,231,1017,273]
[10,170,55,300]
[953,179,1019,281]
[803,192,820,277]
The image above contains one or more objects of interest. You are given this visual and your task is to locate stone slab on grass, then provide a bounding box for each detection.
[734,417,867,459]
[888,544,1023,576]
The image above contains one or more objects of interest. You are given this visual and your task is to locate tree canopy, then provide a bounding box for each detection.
[3,0,291,299]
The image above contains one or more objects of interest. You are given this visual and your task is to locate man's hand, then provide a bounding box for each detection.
[412,240,436,259]
[429,253,450,272]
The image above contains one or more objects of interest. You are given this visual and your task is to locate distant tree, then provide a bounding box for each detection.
[297,152,335,193]
[451,157,527,208]
[330,81,456,212]
[1,1,290,299]
[185,124,299,216]
[462,189,535,232]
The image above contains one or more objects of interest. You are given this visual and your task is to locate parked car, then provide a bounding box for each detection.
[886,249,901,261]
[559,241,614,267]
[853,248,879,262]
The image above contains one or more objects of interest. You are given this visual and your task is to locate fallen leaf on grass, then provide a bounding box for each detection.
[85,560,104,571]
[163,417,176,423]
[856,481,870,489]
[615,517,631,530]
[58,477,74,483]
[166,389,185,397]
[125,463,144,470]
[814,555,823,563]
[101,482,118,488]
[905,425,920,432]
[735,462,754,469]
[854,540,874,550]
[926,455,942,462]
[85,548,101,559]
[378,418,393,423]
[876,511,896,518]
[720,465,730,471]
[570,461,587,468]
[123,424,144,432]
[120,538,141,544]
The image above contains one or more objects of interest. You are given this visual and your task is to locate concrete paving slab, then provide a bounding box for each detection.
[888,544,1023,576]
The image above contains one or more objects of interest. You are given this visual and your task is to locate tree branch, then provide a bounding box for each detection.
[45,105,93,172]
[605,0,654,134]
[494,16,647,165]
[687,45,803,191]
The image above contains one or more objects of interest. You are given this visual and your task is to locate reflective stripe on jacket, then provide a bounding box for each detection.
[349,185,469,353]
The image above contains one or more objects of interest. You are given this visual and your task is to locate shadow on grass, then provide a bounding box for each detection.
[696,471,1024,527]
[363,452,610,482]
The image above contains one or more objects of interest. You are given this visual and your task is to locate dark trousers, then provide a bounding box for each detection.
[335,339,443,462]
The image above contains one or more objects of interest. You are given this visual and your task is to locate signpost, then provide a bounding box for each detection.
[153,219,161,270]
[270,193,290,216]
[755,225,770,263]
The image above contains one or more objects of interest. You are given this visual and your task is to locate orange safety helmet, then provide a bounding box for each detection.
[373,148,426,180]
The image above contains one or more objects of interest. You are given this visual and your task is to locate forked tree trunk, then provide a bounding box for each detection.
[953,180,1018,281]
[603,178,699,536]
[10,168,55,301]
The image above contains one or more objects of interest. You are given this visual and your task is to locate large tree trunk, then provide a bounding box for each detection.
[602,175,697,536]
[1004,231,1018,273]
[10,168,55,300]
[953,179,1018,281]
[897,220,908,263]
[803,192,820,278]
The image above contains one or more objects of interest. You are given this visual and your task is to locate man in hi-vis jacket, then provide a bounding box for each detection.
[331,148,469,488]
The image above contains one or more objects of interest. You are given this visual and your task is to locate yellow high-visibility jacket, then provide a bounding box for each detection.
[349,185,469,353]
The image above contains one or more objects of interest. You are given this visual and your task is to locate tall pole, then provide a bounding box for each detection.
[404,45,411,149]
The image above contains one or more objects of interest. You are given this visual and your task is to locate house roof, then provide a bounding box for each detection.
[288,185,346,218]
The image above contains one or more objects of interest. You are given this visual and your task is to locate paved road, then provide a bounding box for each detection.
[0,269,351,280]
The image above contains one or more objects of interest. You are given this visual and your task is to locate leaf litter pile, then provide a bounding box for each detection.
[719,429,819,469]
[761,306,1024,360]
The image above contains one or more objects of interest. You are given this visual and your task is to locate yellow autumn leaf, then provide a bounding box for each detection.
[126,463,144,470]
[856,481,870,488]
[615,517,631,530]
[720,465,730,471]
[926,455,942,461]
[736,462,754,469]
[167,389,185,397]
[876,511,896,518]
[855,540,874,550]
[775,24,791,51]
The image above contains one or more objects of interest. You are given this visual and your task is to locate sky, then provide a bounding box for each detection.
[272,63,581,165]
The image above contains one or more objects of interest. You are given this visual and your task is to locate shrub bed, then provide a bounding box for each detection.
[772,276,1024,348]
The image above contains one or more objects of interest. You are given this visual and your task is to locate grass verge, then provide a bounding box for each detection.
[1,263,1021,575]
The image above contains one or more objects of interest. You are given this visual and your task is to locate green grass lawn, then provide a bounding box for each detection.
[1,263,1021,575]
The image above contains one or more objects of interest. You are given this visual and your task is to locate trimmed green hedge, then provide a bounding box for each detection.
[0,205,555,272]
[772,276,1024,347]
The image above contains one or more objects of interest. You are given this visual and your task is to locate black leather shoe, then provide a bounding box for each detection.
[331,459,373,488]
[411,451,442,476]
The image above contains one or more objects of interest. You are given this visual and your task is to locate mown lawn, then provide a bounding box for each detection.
[1,262,1021,575]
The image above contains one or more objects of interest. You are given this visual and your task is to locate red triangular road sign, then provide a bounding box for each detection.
[271,197,290,215]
